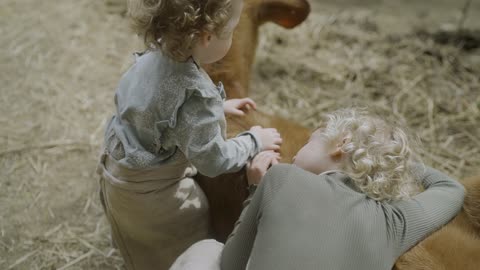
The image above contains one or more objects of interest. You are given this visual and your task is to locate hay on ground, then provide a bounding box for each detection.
[0,0,479,269]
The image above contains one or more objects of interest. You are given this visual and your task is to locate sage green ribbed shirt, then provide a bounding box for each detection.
[221,164,465,270]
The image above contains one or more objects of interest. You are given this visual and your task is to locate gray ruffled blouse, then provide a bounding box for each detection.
[103,50,260,177]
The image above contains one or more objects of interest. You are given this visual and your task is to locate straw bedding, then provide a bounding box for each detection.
[0,0,478,269]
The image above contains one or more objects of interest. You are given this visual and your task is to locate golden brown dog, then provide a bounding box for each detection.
[196,1,480,269]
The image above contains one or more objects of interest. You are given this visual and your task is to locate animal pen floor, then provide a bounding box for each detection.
[1,0,479,269]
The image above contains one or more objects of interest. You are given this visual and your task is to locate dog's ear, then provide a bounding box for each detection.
[257,0,311,28]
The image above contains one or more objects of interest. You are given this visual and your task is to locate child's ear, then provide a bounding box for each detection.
[330,137,349,160]
[199,32,212,47]
[330,147,342,160]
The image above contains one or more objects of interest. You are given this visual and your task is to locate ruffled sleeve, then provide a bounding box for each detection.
[151,72,221,152]
[167,84,261,178]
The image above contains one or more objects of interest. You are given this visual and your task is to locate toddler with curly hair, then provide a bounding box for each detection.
[217,108,465,270]
[96,0,282,269]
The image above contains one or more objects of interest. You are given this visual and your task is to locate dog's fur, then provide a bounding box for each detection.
[394,175,480,270]
[204,0,310,98]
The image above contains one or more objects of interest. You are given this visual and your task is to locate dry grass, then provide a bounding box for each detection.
[253,12,480,178]
[0,0,479,269]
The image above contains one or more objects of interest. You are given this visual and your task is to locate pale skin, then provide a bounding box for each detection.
[292,128,343,175]
[191,0,282,152]
[223,98,257,116]
[247,128,344,185]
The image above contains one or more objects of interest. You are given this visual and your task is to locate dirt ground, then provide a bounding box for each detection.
[1,0,479,269]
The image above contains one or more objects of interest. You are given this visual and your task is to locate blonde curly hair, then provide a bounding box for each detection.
[127,0,233,61]
[321,108,421,201]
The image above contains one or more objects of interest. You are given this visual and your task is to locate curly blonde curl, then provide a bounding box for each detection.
[321,108,421,201]
[127,0,232,61]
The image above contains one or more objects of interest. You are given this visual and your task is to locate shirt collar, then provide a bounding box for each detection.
[319,170,343,176]
[189,56,201,70]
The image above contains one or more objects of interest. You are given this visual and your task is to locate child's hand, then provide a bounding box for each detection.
[247,151,280,185]
[250,126,282,151]
[224,98,257,116]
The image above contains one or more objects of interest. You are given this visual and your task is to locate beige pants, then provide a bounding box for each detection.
[97,153,210,270]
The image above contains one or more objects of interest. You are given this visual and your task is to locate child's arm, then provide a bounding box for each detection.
[386,165,465,257]
[221,157,284,270]
[171,94,267,177]
[220,174,264,270]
